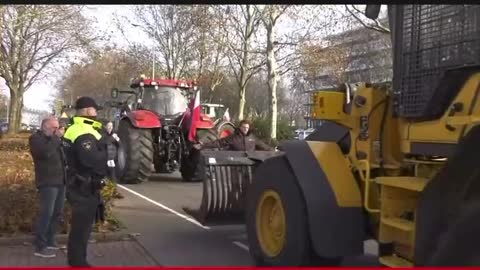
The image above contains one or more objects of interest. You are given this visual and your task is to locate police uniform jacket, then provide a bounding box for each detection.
[63,116,108,195]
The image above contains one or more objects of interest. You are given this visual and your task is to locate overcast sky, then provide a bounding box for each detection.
[6,5,140,112]
[3,4,380,112]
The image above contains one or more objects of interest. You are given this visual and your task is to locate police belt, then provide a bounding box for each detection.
[74,173,106,192]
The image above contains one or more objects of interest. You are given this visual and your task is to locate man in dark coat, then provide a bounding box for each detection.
[194,119,273,151]
[29,116,67,258]
[103,121,120,181]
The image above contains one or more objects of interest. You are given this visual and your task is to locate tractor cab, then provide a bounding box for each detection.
[129,76,196,126]
[201,103,230,124]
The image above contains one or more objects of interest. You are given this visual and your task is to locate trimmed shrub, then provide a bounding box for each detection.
[251,117,295,145]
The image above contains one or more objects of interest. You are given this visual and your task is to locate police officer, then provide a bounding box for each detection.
[63,96,108,267]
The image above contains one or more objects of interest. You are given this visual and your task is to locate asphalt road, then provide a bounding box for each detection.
[112,172,380,266]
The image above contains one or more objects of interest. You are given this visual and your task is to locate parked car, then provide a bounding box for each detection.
[294,128,315,140]
[0,122,8,134]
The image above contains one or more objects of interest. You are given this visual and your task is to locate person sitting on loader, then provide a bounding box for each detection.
[193,119,273,151]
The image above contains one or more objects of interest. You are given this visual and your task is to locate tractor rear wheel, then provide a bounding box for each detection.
[180,129,218,182]
[246,155,342,266]
[116,119,154,184]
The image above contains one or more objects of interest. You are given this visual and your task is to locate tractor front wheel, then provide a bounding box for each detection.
[180,129,218,182]
[116,119,155,184]
[246,155,342,266]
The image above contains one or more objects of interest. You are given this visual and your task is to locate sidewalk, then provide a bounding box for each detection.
[0,233,159,267]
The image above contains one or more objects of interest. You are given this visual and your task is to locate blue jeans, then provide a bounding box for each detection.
[34,186,66,251]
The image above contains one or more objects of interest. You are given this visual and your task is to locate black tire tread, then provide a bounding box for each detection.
[245,155,342,266]
[117,119,154,184]
[180,129,218,182]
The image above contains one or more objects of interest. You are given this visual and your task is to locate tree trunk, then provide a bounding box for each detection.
[238,83,247,121]
[237,47,249,121]
[15,96,23,131]
[237,5,255,122]
[7,92,23,134]
[266,17,278,140]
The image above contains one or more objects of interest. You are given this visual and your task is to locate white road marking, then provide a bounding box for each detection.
[232,241,249,252]
[118,184,251,253]
[117,184,210,230]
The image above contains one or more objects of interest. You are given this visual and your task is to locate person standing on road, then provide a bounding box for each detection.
[193,119,273,151]
[103,121,120,181]
[62,96,108,267]
[29,117,67,258]
[192,120,273,197]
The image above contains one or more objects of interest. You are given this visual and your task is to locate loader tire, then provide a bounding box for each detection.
[425,201,480,266]
[246,155,342,266]
[180,129,218,182]
[116,119,154,184]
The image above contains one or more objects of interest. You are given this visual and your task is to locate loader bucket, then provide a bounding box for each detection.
[183,150,283,226]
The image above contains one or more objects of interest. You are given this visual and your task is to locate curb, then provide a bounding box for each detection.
[0,230,133,246]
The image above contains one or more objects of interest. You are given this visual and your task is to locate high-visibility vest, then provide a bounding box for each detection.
[64,116,102,143]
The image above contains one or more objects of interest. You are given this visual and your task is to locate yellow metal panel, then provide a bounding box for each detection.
[379,255,413,267]
[311,91,346,120]
[381,217,414,232]
[378,184,418,260]
[375,177,429,192]
[306,141,362,207]
[406,73,480,143]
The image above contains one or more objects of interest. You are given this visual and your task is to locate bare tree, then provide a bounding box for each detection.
[56,48,153,106]
[220,5,264,121]
[117,5,199,80]
[256,5,291,140]
[116,5,232,105]
[0,5,96,133]
[122,44,160,78]
[298,42,350,89]
[191,6,230,102]
[283,76,309,127]
[245,72,288,120]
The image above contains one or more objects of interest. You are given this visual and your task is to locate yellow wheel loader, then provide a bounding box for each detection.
[244,4,480,267]
[184,4,480,266]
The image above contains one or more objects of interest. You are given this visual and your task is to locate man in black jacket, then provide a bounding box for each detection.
[103,121,120,181]
[194,119,273,151]
[29,116,67,258]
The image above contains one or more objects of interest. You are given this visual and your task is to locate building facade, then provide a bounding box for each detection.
[304,21,393,128]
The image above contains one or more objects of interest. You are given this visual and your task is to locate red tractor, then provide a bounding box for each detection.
[111,76,235,184]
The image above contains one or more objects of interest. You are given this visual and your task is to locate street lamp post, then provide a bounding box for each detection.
[64,88,72,105]
[152,54,155,80]
[131,23,157,79]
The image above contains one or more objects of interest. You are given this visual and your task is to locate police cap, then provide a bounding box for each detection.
[75,96,103,110]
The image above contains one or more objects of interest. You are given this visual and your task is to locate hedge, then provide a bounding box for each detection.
[250,117,295,145]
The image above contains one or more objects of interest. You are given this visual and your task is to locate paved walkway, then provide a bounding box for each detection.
[0,239,158,266]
